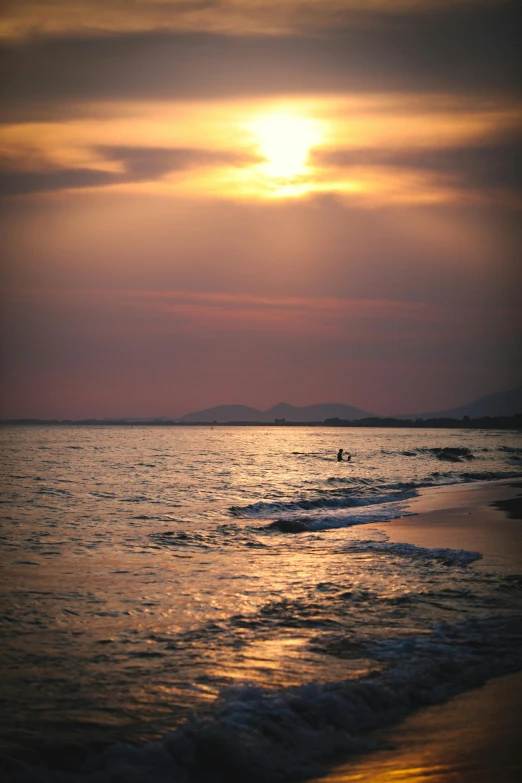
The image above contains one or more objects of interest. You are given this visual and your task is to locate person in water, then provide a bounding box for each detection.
[337,449,351,462]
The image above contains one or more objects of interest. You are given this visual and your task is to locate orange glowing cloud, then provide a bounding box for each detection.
[2,95,521,207]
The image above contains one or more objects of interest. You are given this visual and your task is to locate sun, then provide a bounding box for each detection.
[249,113,322,182]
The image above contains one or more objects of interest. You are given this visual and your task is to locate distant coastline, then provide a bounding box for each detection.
[3,386,520,428]
[1,414,521,429]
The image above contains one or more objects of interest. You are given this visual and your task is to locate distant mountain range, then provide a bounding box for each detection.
[399,385,522,420]
[179,402,373,423]
[179,385,522,423]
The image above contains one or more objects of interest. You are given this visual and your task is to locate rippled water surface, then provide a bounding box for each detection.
[1,425,521,781]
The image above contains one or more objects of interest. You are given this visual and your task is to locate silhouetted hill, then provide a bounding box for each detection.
[179,401,373,423]
[180,405,267,423]
[399,385,522,420]
[179,389,522,422]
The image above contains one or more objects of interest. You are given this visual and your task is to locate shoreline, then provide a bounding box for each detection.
[310,477,522,783]
[310,670,522,783]
[2,420,521,430]
[385,478,522,572]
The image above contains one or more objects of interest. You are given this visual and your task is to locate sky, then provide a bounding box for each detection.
[0,0,521,419]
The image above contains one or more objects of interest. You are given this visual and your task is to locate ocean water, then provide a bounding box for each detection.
[1,425,522,782]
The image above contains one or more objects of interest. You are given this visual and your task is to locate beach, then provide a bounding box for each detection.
[386,479,522,573]
[311,479,522,783]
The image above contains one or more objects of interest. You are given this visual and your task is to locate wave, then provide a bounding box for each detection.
[390,469,521,488]
[231,467,521,524]
[150,525,269,550]
[230,490,416,519]
[325,476,374,485]
[347,540,482,566]
[8,614,522,783]
[381,446,475,459]
[265,503,411,534]
[398,446,476,462]
[434,469,521,482]
[35,486,72,496]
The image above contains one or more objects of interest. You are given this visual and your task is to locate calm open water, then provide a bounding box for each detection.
[1,425,522,782]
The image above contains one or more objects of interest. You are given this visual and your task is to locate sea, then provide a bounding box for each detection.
[1,425,522,782]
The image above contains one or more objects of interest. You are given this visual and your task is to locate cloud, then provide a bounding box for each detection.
[102,145,258,178]
[114,288,443,339]
[0,167,115,197]
[2,97,519,203]
[0,146,258,196]
[0,1,493,41]
[4,285,513,349]
[314,137,522,200]
[1,2,520,120]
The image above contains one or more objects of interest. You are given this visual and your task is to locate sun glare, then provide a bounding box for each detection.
[249,113,322,184]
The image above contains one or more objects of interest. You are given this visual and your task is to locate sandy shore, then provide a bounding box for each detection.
[310,478,522,783]
[385,479,522,573]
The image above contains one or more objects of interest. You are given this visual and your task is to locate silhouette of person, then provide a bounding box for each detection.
[337,449,351,462]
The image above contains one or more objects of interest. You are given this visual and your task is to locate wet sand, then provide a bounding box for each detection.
[311,670,522,783]
[311,479,522,783]
[385,479,522,573]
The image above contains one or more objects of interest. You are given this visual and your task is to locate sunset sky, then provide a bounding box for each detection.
[1,0,521,418]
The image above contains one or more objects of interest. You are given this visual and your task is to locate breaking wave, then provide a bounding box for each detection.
[230,469,521,530]
[264,503,410,533]
[230,491,416,519]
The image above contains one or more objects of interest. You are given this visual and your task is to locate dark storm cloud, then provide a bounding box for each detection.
[315,137,522,196]
[0,146,256,197]
[1,1,520,120]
